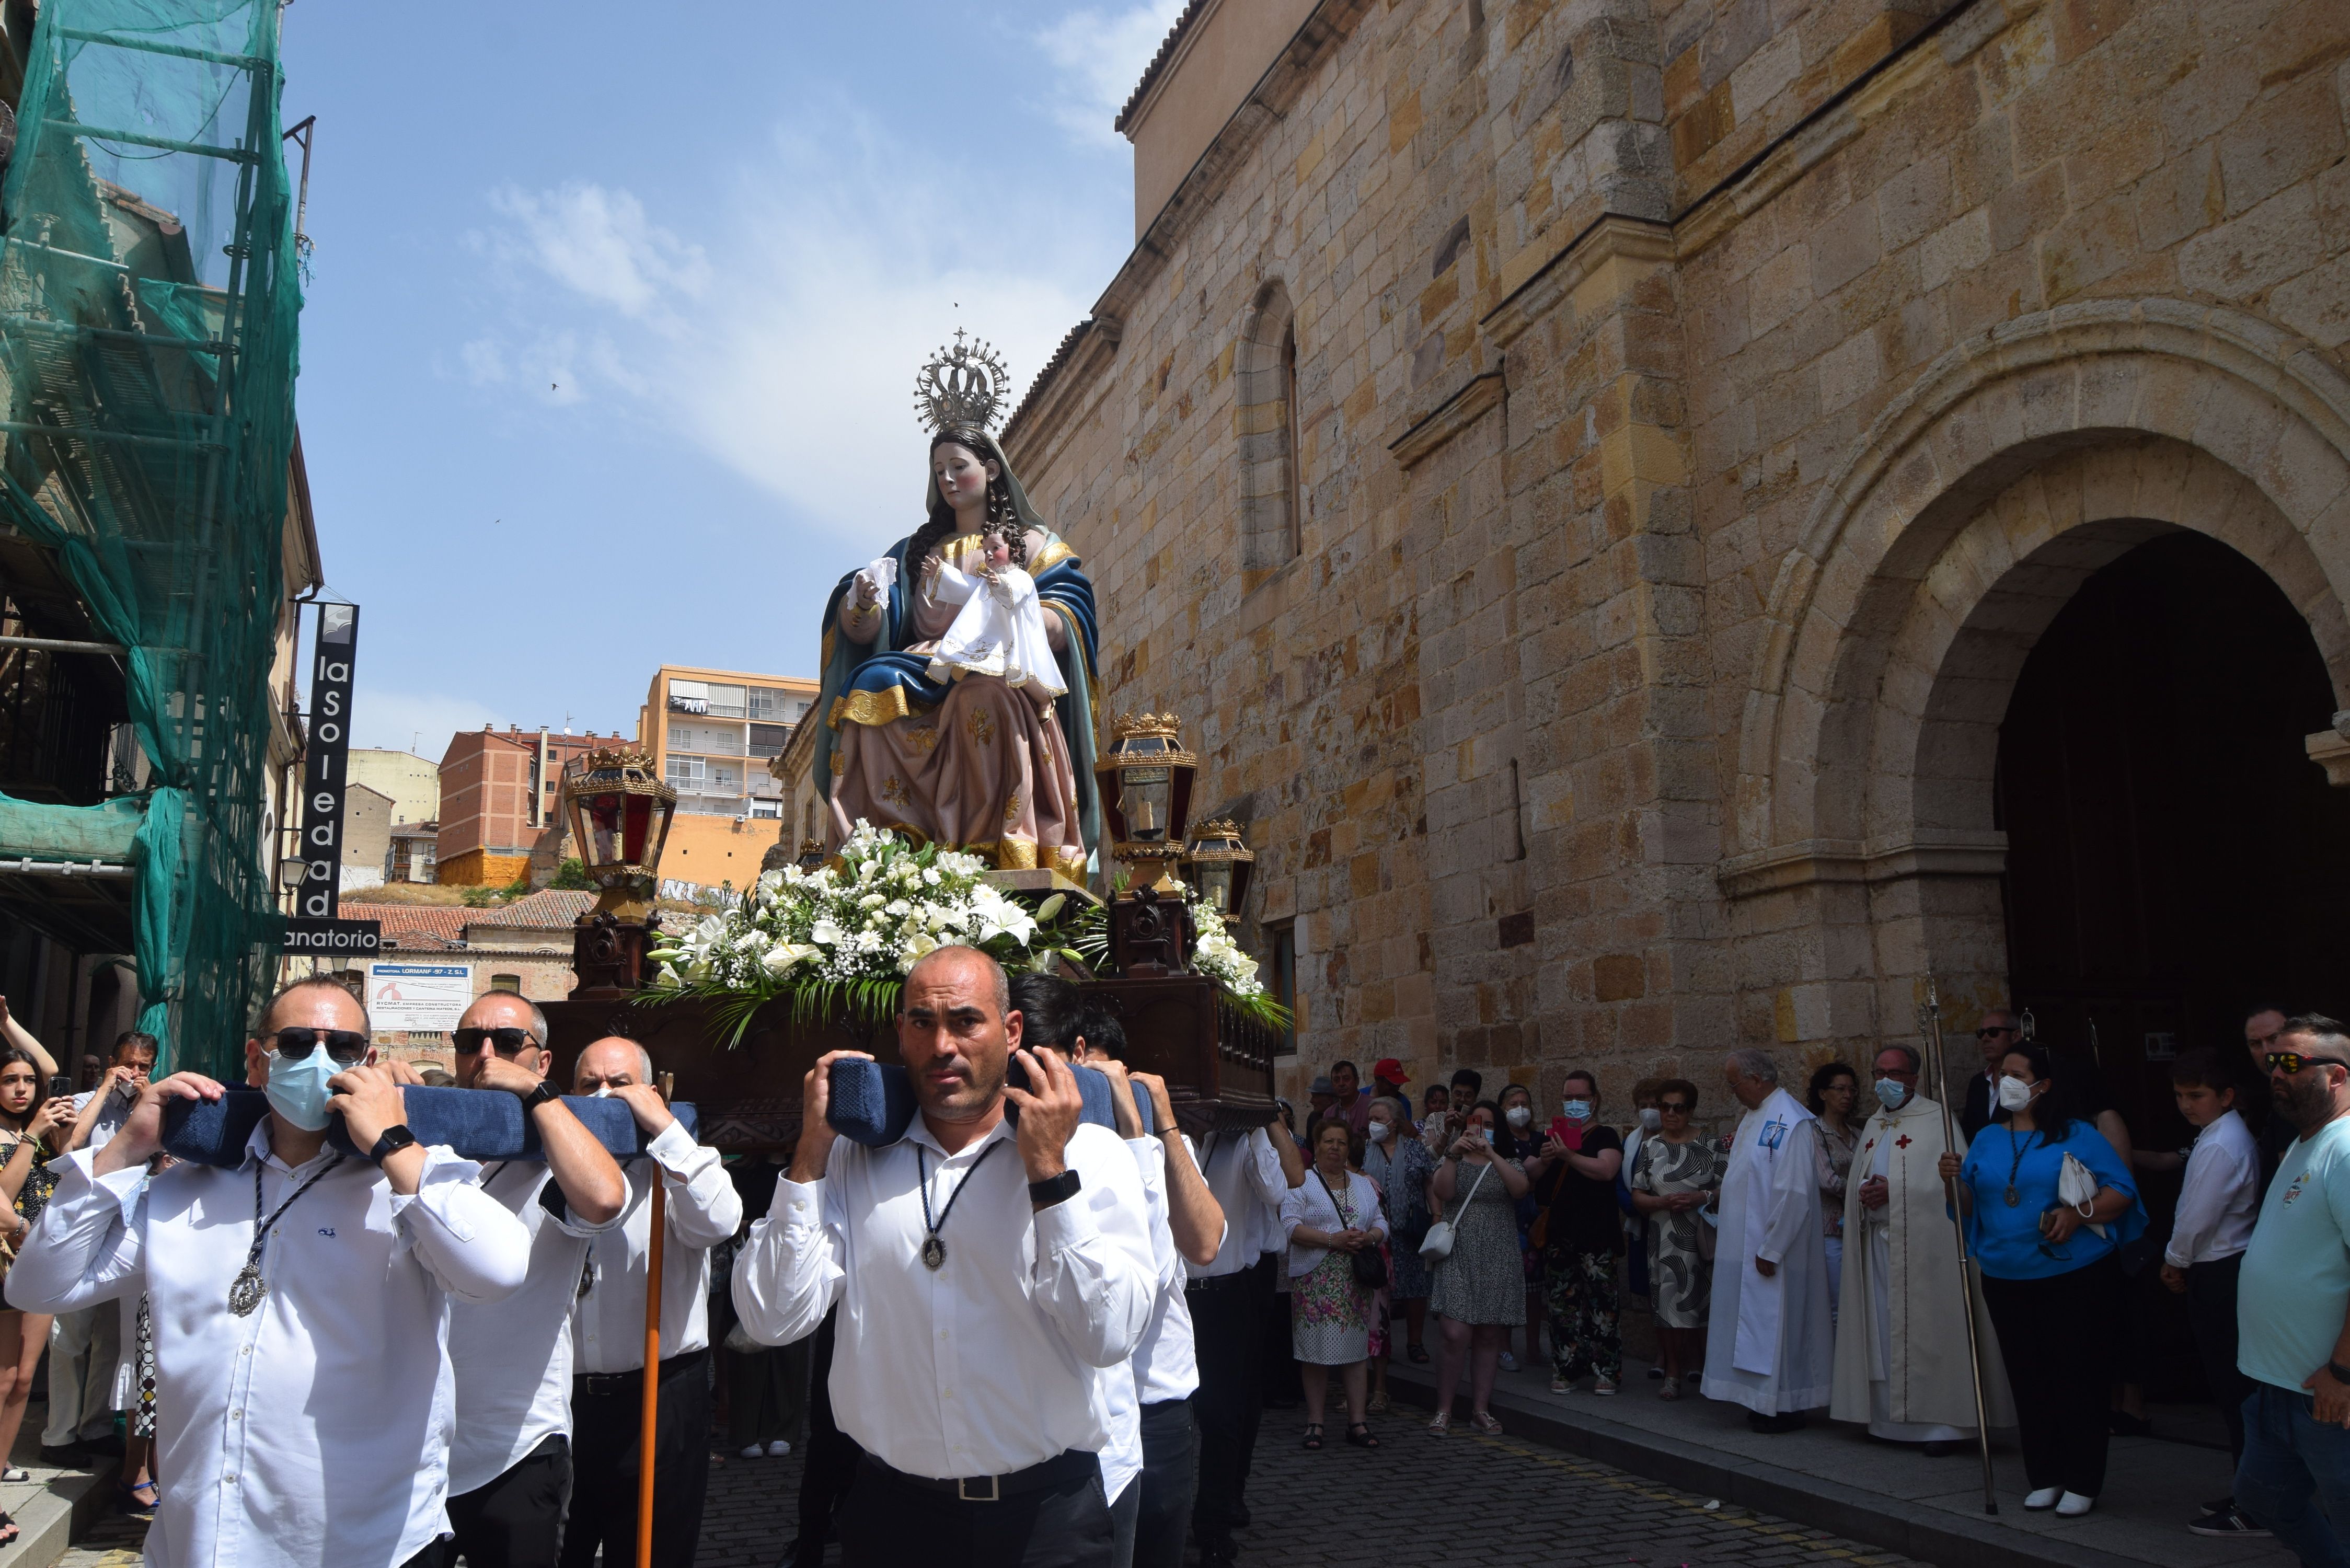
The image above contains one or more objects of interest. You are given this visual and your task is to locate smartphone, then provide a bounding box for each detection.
[48,1074,71,1101]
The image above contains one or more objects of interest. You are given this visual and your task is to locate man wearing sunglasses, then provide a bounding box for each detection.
[4,974,532,1568]
[444,991,627,1568]
[557,1036,741,1568]
[1958,1009,2024,1141]
[2235,1016,2350,1568]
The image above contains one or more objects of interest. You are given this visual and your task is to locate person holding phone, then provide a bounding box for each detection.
[1940,1040,2144,1518]
[1425,1101,1529,1435]
[1527,1072,1624,1396]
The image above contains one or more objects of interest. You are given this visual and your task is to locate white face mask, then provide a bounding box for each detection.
[1996,1075,2035,1113]
[1366,1121,1391,1143]
[1875,1079,1909,1110]
[1638,1107,1662,1132]
[1505,1106,1532,1128]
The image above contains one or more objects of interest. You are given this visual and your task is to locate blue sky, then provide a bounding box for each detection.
[281,0,1180,754]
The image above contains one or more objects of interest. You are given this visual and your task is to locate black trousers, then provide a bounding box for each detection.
[1188,1271,1263,1552]
[796,1306,864,1552]
[1132,1397,1195,1568]
[838,1455,1112,1568]
[727,1336,810,1451]
[1257,1259,1296,1409]
[1981,1256,2121,1497]
[448,1433,572,1568]
[2186,1253,2250,1469]
[559,1349,712,1568]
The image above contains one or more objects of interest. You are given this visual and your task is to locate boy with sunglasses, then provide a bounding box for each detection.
[4,974,532,1568]
[444,991,628,1568]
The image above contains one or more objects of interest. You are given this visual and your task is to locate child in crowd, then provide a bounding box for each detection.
[2158,1048,2264,1539]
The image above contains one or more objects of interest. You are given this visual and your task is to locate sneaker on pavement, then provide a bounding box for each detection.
[740,1444,765,1460]
[2189,1507,2271,1538]
[2056,1492,2095,1517]
[1497,1351,1518,1371]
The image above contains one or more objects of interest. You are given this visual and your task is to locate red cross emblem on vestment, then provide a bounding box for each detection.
[1895,1135,1913,1149]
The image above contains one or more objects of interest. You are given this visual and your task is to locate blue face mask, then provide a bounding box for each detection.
[1875,1079,1909,1110]
[264,1047,340,1133]
[1562,1099,1593,1122]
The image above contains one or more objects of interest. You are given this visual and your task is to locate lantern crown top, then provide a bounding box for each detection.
[568,747,676,801]
[1111,711,1184,743]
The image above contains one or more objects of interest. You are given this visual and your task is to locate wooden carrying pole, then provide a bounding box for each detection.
[638,1071,673,1568]
[1920,978,2000,1515]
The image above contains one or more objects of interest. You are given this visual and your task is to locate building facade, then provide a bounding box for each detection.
[1006,0,2350,1133]
[434,726,611,886]
[341,890,592,1062]
[348,748,441,827]
[637,664,819,892]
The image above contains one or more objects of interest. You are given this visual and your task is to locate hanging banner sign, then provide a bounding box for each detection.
[298,604,359,918]
[280,917,382,955]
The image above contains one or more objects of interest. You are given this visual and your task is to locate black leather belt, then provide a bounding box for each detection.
[575,1347,706,1397]
[1185,1271,1253,1294]
[860,1449,1097,1503]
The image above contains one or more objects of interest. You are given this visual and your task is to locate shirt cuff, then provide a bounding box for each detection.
[647,1119,701,1176]
[774,1176,825,1226]
[1031,1184,1101,1256]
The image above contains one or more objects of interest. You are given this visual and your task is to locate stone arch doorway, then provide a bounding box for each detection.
[1995,531,2350,1146]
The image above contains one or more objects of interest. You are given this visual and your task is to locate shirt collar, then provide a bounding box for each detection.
[903,1111,1016,1162]
[245,1115,342,1178]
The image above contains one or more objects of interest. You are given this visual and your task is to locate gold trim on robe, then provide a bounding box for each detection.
[958,837,1041,870]
[830,686,936,731]
[1029,539,1076,572]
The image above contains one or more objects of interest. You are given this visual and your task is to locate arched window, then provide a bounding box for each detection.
[1237,282,1301,571]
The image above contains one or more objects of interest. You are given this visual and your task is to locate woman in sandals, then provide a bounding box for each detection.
[1426,1100,1532,1434]
[1282,1116,1389,1451]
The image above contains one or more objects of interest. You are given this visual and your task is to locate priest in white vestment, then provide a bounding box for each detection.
[1702,1050,1837,1432]
[1829,1046,2015,1451]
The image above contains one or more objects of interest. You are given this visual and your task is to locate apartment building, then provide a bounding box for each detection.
[635,665,818,890]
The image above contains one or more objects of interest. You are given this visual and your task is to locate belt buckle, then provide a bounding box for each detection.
[958,1474,1000,1502]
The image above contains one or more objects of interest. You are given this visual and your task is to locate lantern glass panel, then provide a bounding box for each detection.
[1120,765,1173,842]
[1195,860,1235,910]
[584,792,627,866]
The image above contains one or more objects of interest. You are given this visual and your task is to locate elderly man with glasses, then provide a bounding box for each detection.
[444,990,628,1568]
[1958,1010,2025,1141]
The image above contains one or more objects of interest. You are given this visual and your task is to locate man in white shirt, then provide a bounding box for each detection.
[558,1037,742,1568]
[6,974,531,1568]
[1185,1103,1303,1567]
[734,945,1157,1567]
[44,1027,154,1464]
[445,992,627,1568]
[2157,1048,2263,1537]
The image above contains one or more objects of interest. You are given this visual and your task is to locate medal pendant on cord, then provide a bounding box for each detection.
[2003,1185,2020,1207]
[915,1140,1000,1274]
[227,1260,266,1316]
[921,1234,947,1270]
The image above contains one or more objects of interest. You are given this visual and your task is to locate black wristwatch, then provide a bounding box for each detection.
[522,1080,562,1111]
[1028,1169,1082,1208]
[367,1124,419,1166]
[2329,1360,2350,1388]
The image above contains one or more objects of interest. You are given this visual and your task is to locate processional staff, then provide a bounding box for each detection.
[1918,977,1999,1516]
[638,1070,673,1568]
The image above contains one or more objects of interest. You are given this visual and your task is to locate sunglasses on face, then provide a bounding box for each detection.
[1658,1102,1690,1113]
[2267,1052,2350,1076]
[272,1028,369,1066]
[453,1026,539,1059]
[1976,1026,2018,1040]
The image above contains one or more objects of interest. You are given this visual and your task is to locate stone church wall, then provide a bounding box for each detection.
[1007,0,2350,1115]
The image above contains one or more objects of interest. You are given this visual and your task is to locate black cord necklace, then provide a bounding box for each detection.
[228,1155,347,1316]
[915,1141,1003,1270]
[2003,1126,2038,1207]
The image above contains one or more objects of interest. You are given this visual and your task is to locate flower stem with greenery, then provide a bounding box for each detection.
[645,820,1287,1045]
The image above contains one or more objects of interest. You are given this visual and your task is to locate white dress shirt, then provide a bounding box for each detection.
[1127,1135,1201,1404]
[733,1116,1155,1481]
[5,1125,529,1568]
[448,1162,623,1494]
[69,1085,133,1154]
[2167,1108,2260,1268]
[563,1120,741,1374]
[1188,1128,1289,1278]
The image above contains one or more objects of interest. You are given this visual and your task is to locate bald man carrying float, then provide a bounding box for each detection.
[734,944,1157,1568]
[556,1036,742,1568]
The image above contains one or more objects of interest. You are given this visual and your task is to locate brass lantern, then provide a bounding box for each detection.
[1093,712,1196,896]
[796,837,826,873]
[562,748,677,923]
[1182,820,1255,919]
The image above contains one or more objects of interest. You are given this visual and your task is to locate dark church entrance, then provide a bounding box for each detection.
[1993,529,2350,1402]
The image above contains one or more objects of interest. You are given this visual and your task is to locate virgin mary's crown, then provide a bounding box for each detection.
[914,331,1012,435]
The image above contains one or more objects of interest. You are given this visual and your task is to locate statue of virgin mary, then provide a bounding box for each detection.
[811,337,1102,878]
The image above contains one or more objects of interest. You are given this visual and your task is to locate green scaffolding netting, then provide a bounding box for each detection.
[0,0,302,1075]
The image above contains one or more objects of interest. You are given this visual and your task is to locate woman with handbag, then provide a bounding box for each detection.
[1629,1080,1722,1400]
[1282,1116,1389,1451]
[1939,1040,2146,1518]
[1425,1101,1530,1434]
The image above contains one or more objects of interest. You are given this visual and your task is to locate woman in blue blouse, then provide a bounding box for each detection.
[1938,1041,2146,1518]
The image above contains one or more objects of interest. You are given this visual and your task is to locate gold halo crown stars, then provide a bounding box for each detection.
[914,329,1012,435]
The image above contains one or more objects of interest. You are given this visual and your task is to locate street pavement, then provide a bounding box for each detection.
[61,1413,1931,1566]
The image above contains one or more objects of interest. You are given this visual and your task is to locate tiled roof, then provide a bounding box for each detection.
[1004,319,1095,445]
[461,890,597,928]
[343,904,470,950]
[1113,0,1212,134]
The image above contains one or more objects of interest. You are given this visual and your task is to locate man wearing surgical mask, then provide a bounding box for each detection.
[5,975,532,1568]
[1829,1046,2014,1452]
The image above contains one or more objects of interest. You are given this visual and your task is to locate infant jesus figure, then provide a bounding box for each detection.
[919,522,1067,700]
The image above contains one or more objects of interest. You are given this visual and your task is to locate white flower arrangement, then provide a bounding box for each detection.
[646,821,1281,1037]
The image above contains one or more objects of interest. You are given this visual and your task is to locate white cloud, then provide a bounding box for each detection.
[1034,0,1190,146]
[464,108,1120,551]
[352,687,511,759]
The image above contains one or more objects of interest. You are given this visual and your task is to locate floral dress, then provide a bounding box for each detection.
[5,1129,54,1225]
[1285,1170,1383,1364]
[1632,1136,1725,1329]
[1366,1135,1436,1300]
[1428,1154,1527,1327]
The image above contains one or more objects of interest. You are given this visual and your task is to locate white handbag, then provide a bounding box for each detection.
[1418,1157,1492,1265]
[2057,1151,2107,1238]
